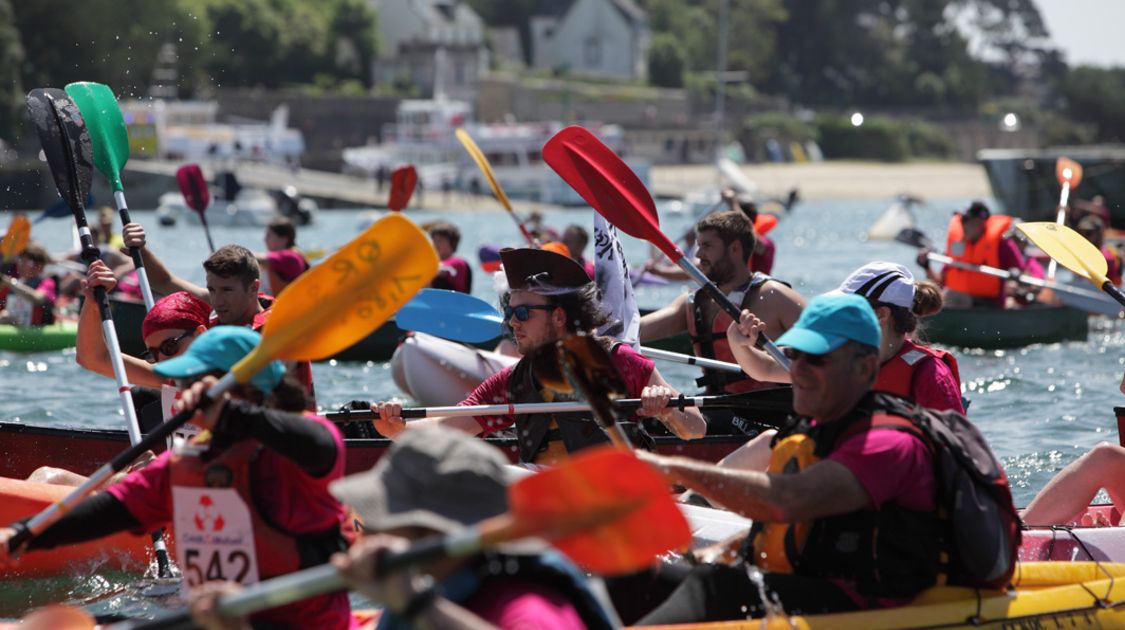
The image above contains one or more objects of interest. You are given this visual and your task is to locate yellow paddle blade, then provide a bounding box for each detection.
[1017,222,1108,286]
[231,214,438,381]
[1056,156,1083,188]
[1,215,30,263]
[455,127,513,212]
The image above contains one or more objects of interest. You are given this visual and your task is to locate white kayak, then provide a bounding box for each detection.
[391,332,517,406]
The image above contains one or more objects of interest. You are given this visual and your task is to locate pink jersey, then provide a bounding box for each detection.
[469,577,587,629]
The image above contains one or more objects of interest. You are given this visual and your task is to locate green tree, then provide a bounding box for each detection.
[0,0,24,143]
[1063,66,1125,143]
[647,33,685,88]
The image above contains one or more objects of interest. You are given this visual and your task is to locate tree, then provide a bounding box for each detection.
[648,33,685,88]
[0,0,24,143]
[1063,66,1125,143]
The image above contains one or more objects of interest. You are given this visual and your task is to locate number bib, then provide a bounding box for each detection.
[161,385,200,446]
[172,487,261,595]
[6,294,32,327]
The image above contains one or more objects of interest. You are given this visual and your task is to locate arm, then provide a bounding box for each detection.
[639,451,869,523]
[639,293,689,343]
[726,310,791,384]
[122,223,207,300]
[0,277,48,306]
[640,368,707,440]
[74,260,165,387]
[755,281,805,336]
[371,401,485,440]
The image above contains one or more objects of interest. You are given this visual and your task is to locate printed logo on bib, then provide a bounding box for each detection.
[172,487,260,595]
[162,384,200,446]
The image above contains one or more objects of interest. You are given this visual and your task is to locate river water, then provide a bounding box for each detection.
[1,196,1122,619]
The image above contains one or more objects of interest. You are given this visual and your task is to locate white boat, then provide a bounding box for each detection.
[342,98,649,206]
[391,332,516,407]
[156,188,280,227]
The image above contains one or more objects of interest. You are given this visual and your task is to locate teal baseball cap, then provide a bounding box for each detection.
[775,293,881,355]
[154,326,285,393]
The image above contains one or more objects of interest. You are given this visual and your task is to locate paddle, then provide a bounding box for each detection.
[1048,157,1084,280]
[113,446,690,630]
[537,334,637,448]
[894,227,1114,307]
[455,127,538,247]
[394,288,504,343]
[65,81,156,311]
[387,165,417,211]
[543,126,790,371]
[175,163,216,253]
[5,213,438,555]
[26,86,175,576]
[1,215,30,265]
[1017,222,1125,308]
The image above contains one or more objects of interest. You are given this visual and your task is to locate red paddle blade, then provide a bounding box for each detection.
[1056,157,1083,188]
[543,126,684,263]
[508,446,691,574]
[388,165,418,211]
[176,163,210,213]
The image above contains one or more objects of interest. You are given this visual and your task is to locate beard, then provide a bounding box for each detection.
[702,256,735,284]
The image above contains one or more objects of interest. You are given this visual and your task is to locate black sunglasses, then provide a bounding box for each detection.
[782,347,831,367]
[144,330,195,364]
[503,304,556,322]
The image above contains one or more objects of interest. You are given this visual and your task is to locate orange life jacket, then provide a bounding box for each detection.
[686,273,783,394]
[943,214,1012,298]
[874,339,961,402]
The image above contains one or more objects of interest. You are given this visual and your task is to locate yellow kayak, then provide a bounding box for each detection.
[647,562,1125,629]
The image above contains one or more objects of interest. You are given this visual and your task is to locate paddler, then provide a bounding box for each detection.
[639,209,805,435]
[613,293,1015,624]
[0,326,354,629]
[1076,215,1122,286]
[119,223,316,406]
[724,189,777,275]
[0,243,57,327]
[715,261,962,473]
[561,224,596,279]
[427,220,473,294]
[255,217,309,296]
[188,429,619,630]
[371,247,706,464]
[916,201,1025,308]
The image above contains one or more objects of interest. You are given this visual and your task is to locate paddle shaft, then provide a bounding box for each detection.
[640,346,741,373]
[7,372,234,553]
[925,252,1108,301]
[632,198,725,287]
[326,392,778,422]
[111,190,155,310]
[1048,179,1072,281]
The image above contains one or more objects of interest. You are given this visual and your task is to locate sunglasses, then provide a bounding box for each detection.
[503,304,556,322]
[143,330,195,364]
[782,347,831,367]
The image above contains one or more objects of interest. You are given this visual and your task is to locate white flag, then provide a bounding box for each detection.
[593,212,640,347]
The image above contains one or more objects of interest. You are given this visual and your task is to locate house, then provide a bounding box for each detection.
[369,0,488,100]
[530,0,649,80]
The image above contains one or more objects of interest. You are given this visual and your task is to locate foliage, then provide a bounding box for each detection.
[0,0,23,143]
[813,114,953,162]
[647,33,685,88]
[1061,66,1125,143]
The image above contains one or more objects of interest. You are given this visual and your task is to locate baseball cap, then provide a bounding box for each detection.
[833,262,914,309]
[330,428,510,535]
[153,325,285,393]
[775,293,881,355]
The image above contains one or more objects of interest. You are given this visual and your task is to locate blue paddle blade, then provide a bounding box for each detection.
[396,288,503,343]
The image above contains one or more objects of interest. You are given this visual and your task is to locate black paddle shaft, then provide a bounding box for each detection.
[1104,281,1125,308]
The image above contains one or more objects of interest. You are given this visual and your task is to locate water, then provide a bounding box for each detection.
[2,197,1122,618]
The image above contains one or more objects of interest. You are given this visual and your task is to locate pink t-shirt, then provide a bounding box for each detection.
[106,415,353,629]
[826,428,936,512]
[435,256,473,293]
[909,355,964,414]
[465,344,655,435]
[265,249,309,283]
[751,237,776,275]
[468,577,587,629]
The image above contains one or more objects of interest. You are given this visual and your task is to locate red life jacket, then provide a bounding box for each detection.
[874,339,961,402]
[687,273,785,394]
[944,214,1012,298]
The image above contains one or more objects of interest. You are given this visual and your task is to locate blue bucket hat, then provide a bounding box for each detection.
[153,326,285,393]
[775,293,880,355]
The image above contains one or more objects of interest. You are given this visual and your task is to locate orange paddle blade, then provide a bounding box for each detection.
[388,165,417,211]
[1,215,30,263]
[508,446,691,574]
[1056,157,1083,188]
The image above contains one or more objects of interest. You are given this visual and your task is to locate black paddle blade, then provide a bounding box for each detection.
[895,226,931,249]
[557,335,631,438]
[26,88,94,216]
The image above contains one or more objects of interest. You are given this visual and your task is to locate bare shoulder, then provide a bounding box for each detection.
[753,280,806,310]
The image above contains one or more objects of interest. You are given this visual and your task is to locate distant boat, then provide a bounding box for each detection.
[155,172,317,227]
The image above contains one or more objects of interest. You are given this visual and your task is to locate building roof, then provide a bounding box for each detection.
[532,0,647,26]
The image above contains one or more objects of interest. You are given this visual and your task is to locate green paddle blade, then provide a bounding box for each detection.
[65,82,129,191]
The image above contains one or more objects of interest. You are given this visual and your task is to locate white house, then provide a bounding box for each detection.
[369,0,488,100]
[531,0,649,80]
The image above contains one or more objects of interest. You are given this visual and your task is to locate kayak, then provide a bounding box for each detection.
[0,476,155,578]
[922,304,1088,349]
[646,561,1125,629]
[0,321,78,353]
[390,332,516,406]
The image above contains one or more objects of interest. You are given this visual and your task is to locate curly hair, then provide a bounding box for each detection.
[502,283,612,335]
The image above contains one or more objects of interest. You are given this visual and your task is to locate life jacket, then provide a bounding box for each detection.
[507,340,653,464]
[375,550,618,630]
[169,438,347,596]
[874,339,961,402]
[746,396,943,600]
[943,214,1012,298]
[748,393,1019,597]
[688,273,786,394]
